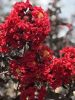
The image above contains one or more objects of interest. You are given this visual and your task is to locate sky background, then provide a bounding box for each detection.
[60,0,75,19]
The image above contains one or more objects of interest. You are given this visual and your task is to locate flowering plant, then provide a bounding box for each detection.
[0,0,75,100]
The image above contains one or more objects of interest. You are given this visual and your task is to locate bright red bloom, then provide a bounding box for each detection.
[47,58,72,89]
[59,47,75,79]
[9,45,53,84]
[0,2,50,50]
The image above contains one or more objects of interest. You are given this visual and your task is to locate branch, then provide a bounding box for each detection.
[0,71,9,75]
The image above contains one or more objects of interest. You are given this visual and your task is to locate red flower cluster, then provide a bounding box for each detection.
[0,0,75,100]
[9,44,53,100]
[60,47,75,79]
[44,47,75,89]
[47,58,72,89]
[0,1,50,52]
[0,1,51,99]
[9,44,53,84]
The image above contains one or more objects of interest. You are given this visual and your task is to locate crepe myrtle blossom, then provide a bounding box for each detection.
[9,44,53,84]
[0,1,50,52]
[0,0,75,100]
[47,58,72,89]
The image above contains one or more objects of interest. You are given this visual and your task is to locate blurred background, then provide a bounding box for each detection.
[0,0,75,100]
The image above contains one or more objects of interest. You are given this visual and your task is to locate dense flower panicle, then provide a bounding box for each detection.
[46,58,72,89]
[0,1,50,50]
[9,45,53,84]
[59,47,75,79]
[10,58,36,85]
[61,57,75,79]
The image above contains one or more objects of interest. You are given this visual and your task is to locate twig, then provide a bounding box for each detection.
[0,71,9,75]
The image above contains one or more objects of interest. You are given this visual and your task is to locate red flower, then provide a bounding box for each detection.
[9,45,53,84]
[47,58,72,89]
[0,2,50,50]
[59,47,75,79]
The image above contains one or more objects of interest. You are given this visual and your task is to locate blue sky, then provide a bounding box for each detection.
[60,0,75,19]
